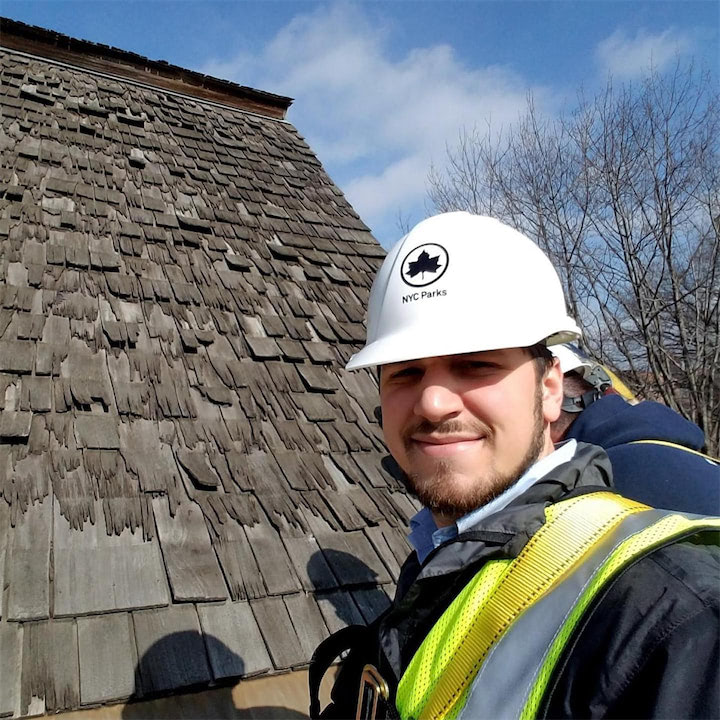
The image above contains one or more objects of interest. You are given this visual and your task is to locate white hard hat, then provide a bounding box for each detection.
[549,343,594,376]
[550,343,635,402]
[347,212,581,370]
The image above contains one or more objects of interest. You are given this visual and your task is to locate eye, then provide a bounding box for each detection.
[385,365,423,382]
[395,366,423,378]
[455,359,500,375]
[461,360,495,369]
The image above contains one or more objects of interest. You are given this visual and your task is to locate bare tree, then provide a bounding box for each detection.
[395,208,413,237]
[428,62,720,454]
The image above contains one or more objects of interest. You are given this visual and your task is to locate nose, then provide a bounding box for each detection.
[413,376,463,423]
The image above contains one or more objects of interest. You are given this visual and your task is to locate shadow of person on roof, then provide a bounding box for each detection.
[122,630,307,719]
[308,549,392,627]
[307,550,393,716]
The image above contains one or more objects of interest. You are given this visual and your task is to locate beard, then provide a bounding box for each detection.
[400,384,547,518]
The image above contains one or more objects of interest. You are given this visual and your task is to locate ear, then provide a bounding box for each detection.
[542,357,564,424]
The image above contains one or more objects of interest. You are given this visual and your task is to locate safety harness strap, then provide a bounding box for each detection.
[309,624,369,718]
[518,512,720,719]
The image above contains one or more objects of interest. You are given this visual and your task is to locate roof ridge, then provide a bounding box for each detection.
[0,16,293,119]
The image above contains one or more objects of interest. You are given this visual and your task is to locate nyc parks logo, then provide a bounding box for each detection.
[400,243,449,288]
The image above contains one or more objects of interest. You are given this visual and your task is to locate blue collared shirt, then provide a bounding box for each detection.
[407,440,578,564]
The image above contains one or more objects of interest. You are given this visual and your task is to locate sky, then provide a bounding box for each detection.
[3,1,717,247]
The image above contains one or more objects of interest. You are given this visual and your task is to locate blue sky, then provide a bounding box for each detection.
[4,1,717,247]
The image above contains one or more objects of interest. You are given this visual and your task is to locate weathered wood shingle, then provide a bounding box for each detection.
[0,621,21,716]
[6,497,52,621]
[53,500,170,616]
[197,601,272,678]
[133,606,213,695]
[153,498,229,602]
[77,614,136,705]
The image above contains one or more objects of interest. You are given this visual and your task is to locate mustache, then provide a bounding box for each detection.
[402,418,491,446]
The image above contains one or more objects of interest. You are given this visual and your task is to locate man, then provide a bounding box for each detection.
[309,212,719,720]
[550,343,719,515]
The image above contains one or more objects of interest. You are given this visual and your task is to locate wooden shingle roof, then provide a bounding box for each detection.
[0,19,416,716]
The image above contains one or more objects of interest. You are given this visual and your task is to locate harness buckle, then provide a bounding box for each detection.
[356,663,390,720]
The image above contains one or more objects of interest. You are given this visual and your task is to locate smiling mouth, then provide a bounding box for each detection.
[411,436,484,457]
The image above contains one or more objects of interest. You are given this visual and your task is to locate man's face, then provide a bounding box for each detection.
[379,348,563,522]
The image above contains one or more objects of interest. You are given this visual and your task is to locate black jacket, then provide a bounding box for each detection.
[320,443,719,719]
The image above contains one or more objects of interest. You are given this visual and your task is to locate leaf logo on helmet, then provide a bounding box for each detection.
[400,243,449,287]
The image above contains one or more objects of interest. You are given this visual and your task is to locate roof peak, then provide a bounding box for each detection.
[0,16,292,119]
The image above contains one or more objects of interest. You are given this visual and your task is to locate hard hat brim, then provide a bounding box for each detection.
[346,322,582,370]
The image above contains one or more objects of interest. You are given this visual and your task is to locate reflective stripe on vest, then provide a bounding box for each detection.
[395,492,720,720]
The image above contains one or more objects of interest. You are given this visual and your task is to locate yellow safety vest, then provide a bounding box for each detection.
[396,492,720,720]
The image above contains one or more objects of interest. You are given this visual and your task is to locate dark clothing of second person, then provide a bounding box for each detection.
[565,394,719,515]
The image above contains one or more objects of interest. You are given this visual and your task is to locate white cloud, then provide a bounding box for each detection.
[344,155,429,219]
[595,28,695,79]
[199,4,548,245]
